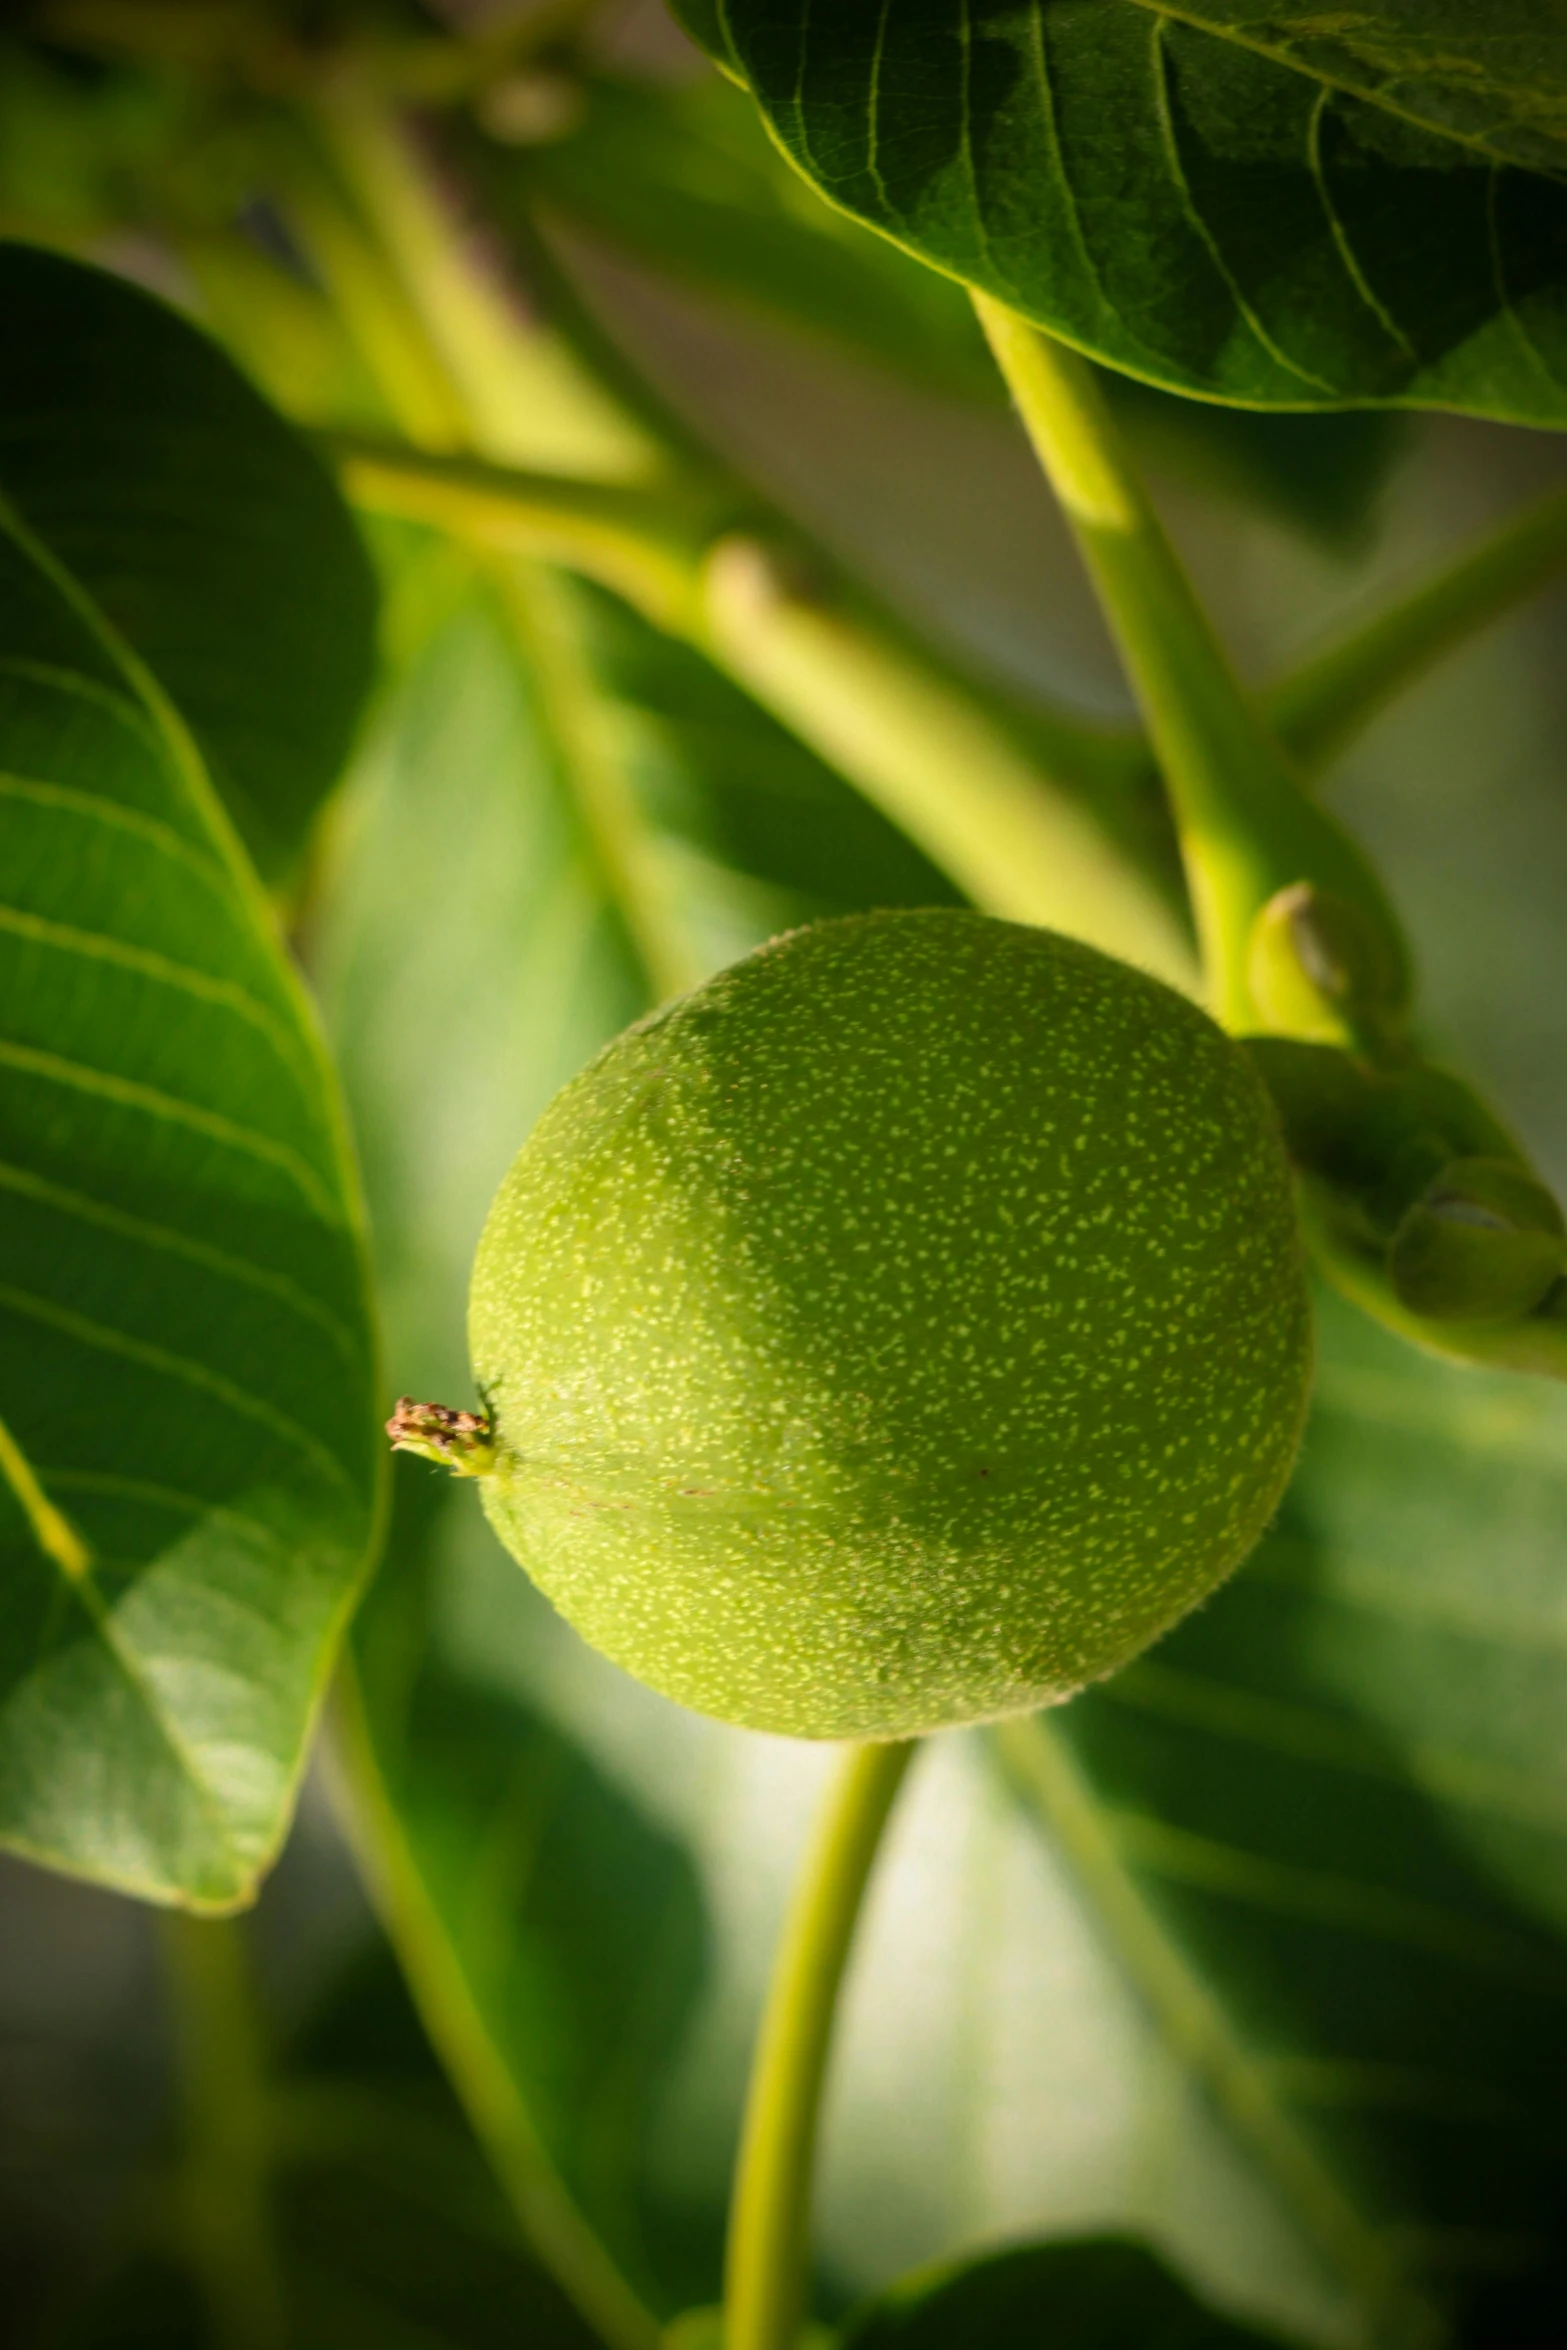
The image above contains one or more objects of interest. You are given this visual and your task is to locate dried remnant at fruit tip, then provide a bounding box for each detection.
[386,1396,496,1477]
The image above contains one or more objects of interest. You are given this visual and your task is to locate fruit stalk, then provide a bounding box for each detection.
[725,1739,918,2350]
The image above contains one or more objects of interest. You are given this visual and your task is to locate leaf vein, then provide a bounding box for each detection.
[37,1464,287,1552]
[0,1035,338,1219]
[0,1156,362,1365]
[1110,1807,1567,1996]
[1109,1659,1567,1837]
[1306,85,1417,361]
[0,902,311,1083]
[1147,13,1336,395]
[0,770,227,893]
[0,1280,359,1500]
[0,653,160,748]
[1486,164,1561,393]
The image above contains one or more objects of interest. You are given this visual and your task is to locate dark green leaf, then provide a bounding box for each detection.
[999,1284,1567,2348]
[0,506,381,1907]
[273,1938,607,2350]
[0,242,378,878]
[48,1924,608,2350]
[711,0,1567,420]
[343,1465,720,2328]
[840,2235,1292,2346]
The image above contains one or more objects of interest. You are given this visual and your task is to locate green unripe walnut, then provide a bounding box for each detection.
[460,911,1311,1740]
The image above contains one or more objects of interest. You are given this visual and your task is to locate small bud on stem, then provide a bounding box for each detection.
[1389,1160,1566,1324]
[1247,882,1406,1056]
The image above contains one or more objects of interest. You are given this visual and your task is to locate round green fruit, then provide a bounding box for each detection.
[465,910,1311,1740]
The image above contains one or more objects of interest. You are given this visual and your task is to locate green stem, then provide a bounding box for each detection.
[275,127,472,448]
[162,1915,286,2350]
[1267,480,1567,772]
[326,432,716,634]
[725,1739,917,2350]
[332,432,1567,825]
[972,293,1405,1032]
[283,113,704,1013]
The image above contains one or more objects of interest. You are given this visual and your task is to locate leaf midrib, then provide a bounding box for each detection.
[0,1412,250,1899]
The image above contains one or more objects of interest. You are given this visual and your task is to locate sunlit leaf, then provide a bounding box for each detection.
[0,499,380,1909]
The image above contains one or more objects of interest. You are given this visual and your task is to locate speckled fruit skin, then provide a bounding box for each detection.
[469,910,1312,1740]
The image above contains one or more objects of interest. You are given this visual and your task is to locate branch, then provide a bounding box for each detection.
[326,432,718,635]
[1269,481,1567,771]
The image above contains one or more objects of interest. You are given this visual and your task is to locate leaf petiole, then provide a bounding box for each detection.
[971,292,1406,1037]
[726,1738,917,2350]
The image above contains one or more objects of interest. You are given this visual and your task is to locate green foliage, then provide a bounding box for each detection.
[564,583,963,920]
[269,1932,609,2350]
[0,247,380,1898]
[1115,4,1567,172]
[0,243,378,880]
[54,1922,608,2350]
[703,0,1567,419]
[0,383,380,1904]
[1005,1282,1567,2347]
[839,2234,1291,2345]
